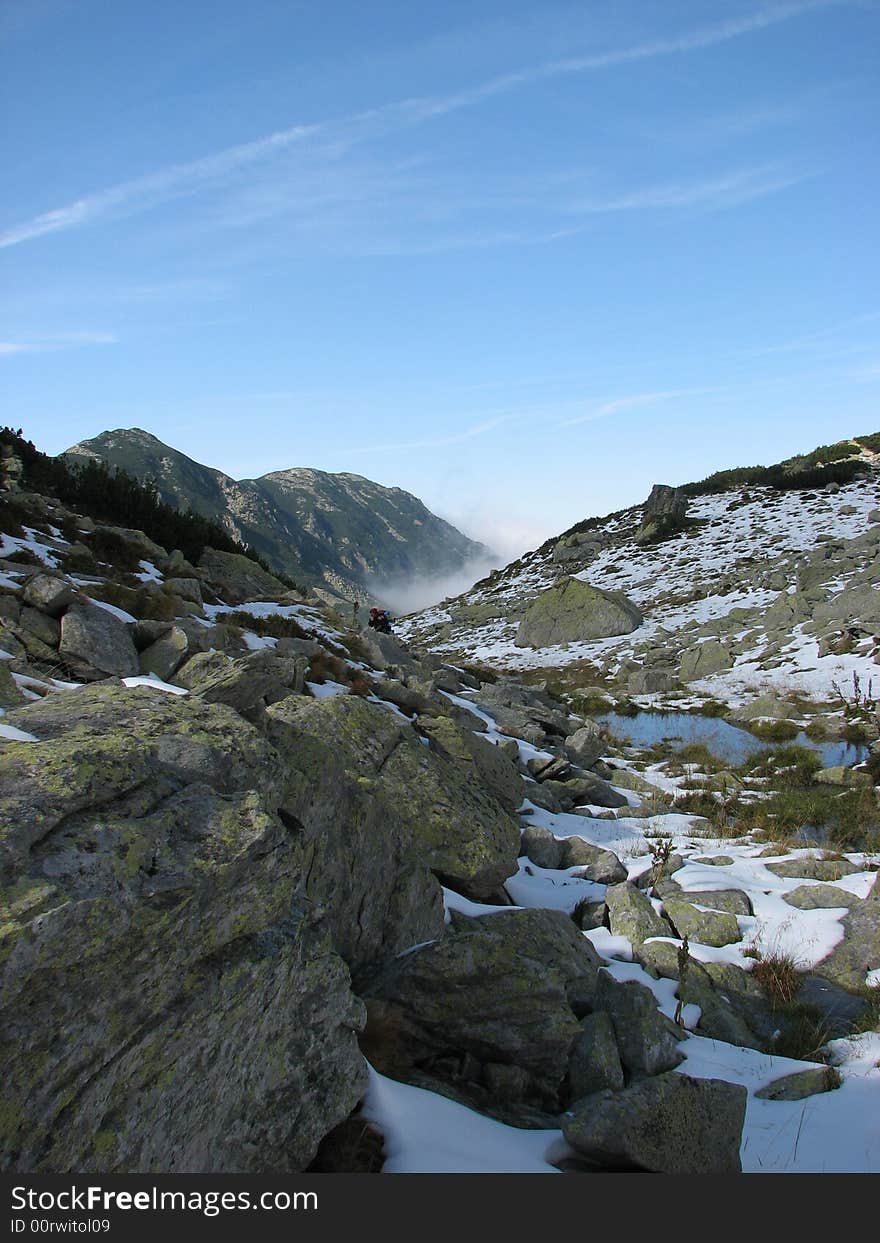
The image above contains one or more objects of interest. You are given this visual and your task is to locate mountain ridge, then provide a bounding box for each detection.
[65,427,490,604]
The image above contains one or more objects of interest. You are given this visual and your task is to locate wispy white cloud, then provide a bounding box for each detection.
[746,310,880,355]
[0,330,117,357]
[565,164,813,215]
[556,387,713,428]
[352,412,525,454]
[0,125,323,248]
[0,0,844,250]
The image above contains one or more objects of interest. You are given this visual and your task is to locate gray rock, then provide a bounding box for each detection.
[567,1011,624,1101]
[595,973,684,1076]
[164,576,203,605]
[560,837,627,883]
[132,619,173,651]
[0,683,368,1172]
[197,549,289,605]
[275,636,323,659]
[138,625,192,681]
[18,606,60,648]
[563,1073,746,1173]
[363,908,603,1105]
[527,754,571,782]
[59,603,139,677]
[755,1067,840,1102]
[627,669,676,694]
[515,577,643,648]
[520,825,564,869]
[543,773,628,810]
[377,678,426,715]
[679,640,734,681]
[765,857,860,882]
[663,897,742,948]
[564,723,606,768]
[605,881,673,947]
[358,629,420,674]
[20,572,75,617]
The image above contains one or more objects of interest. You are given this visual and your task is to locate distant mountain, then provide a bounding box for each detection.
[64,428,489,600]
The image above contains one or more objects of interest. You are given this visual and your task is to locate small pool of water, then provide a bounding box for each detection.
[596,710,869,770]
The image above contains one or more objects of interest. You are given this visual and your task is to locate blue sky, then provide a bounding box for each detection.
[2,0,878,559]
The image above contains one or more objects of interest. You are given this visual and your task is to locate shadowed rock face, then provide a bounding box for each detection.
[514,577,643,648]
[563,1073,747,1174]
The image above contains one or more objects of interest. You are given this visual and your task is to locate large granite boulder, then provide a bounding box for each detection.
[634,484,688,545]
[0,684,367,1172]
[268,694,520,902]
[20,572,75,618]
[605,881,674,947]
[594,973,685,1077]
[197,549,289,604]
[515,578,642,649]
[563,1073,746,1173]
[362,908,603,1106]
[416,714,526,813]
[59,603,138,677]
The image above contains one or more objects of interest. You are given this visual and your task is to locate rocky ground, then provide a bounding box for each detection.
[1,477,879,1175]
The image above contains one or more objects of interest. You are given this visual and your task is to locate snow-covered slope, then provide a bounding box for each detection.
[400,463,880,711]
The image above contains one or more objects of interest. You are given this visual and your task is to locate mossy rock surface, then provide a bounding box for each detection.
[0,681,460,1172]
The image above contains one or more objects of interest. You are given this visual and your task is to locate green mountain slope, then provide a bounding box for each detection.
[64,428,489,597]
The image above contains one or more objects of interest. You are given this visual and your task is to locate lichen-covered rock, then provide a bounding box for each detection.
[765,857,861,882]
[812,765,873,788]
[810,894,880,992]
[269,694,520,901]
[567,1011,624,1101]
[417,714,526,813]
[637,940,764,1049]
[605,881,673,947]
[663,897,742,948]
[755,1067,840,1102]
[198,549,289,604]
[783,884,862,910]
[138,625,192,681]
[362,908,603,1106]
[59,603,138,677]
[563,1073,746,1173]
[0,684,367,1172]
[559,838,627,883]
[188,649,307,723]
[594,974,685,1076]
[515,577,643,648]
[0,661,24,709]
